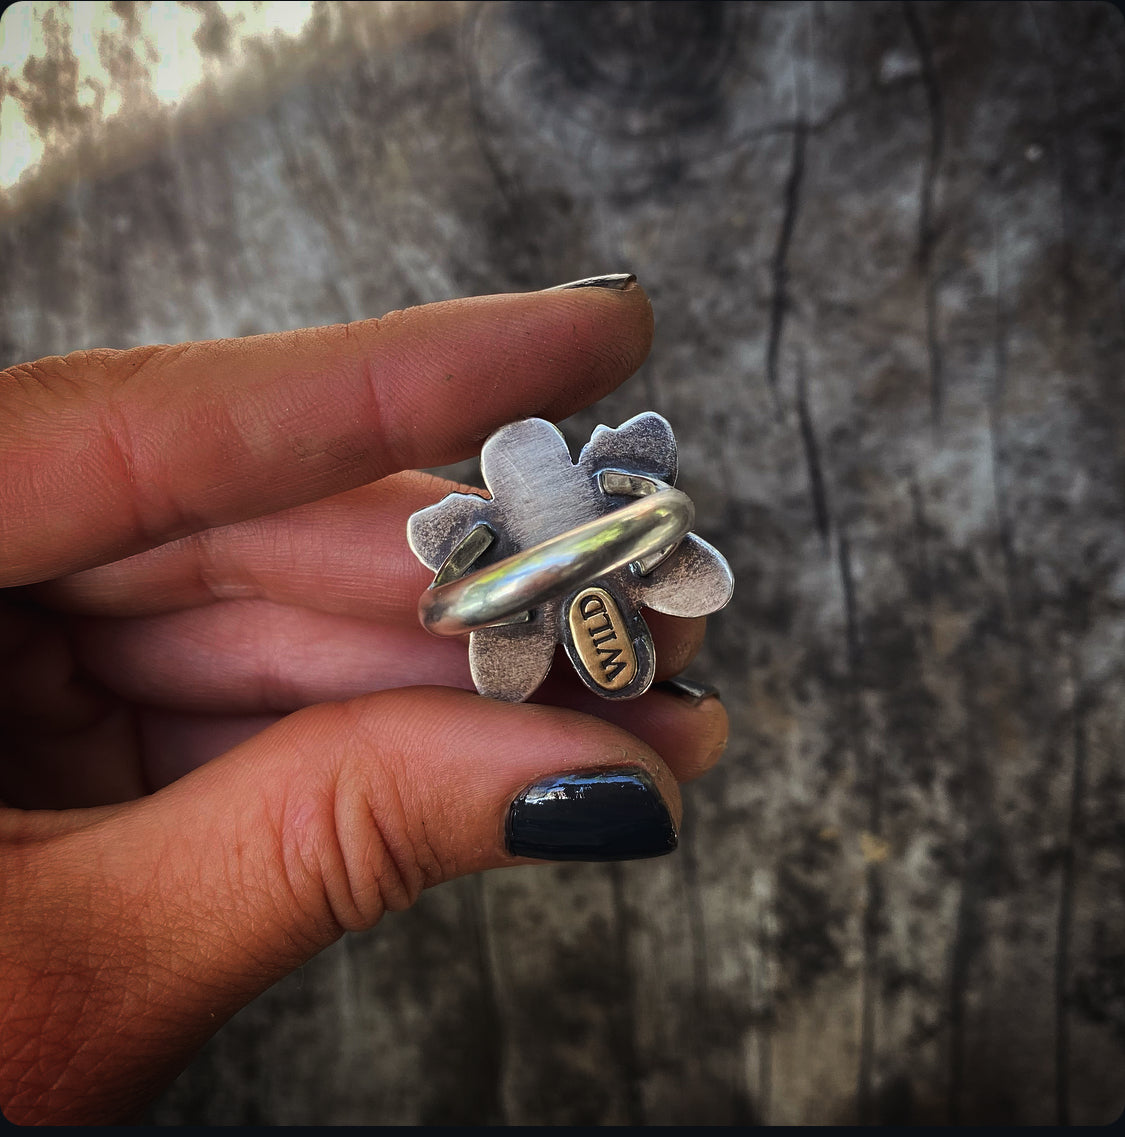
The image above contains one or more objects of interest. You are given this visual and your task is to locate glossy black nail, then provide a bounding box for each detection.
[653,677,721,706]
[544,273,637,292]
[506,767,677,862]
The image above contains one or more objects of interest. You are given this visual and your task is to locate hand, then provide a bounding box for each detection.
[0,280,728,1124]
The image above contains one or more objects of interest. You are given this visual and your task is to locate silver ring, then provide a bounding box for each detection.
[419,484,694,636]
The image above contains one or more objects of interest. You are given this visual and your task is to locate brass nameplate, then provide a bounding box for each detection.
[567,587,638,691]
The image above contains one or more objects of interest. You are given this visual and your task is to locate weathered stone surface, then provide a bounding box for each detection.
[2,0,1123,1124]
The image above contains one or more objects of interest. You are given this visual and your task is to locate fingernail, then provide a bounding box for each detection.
[506,767,677,862]
[653,677,721,705]
[544,273,637,292]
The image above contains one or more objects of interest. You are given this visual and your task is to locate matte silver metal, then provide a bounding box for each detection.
[406,412,734,703]
[419,485,693,636]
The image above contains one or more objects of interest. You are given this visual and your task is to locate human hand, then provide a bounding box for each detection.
[0,279,728,1124]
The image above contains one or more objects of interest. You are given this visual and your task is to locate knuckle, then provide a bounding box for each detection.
[277,704,446,937]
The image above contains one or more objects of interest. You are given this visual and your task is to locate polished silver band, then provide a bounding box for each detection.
[419,485,694,636]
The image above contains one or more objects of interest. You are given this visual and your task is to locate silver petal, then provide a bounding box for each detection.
[468,609,558,702]
[632,533,734,618]
[406,491,492,572]
[577,411,678,485]
[479,417,600,549]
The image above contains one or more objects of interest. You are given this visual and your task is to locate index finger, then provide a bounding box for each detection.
[0,278,652,587]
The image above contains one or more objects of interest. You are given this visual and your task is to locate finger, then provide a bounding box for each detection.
[123,667,724,798]
[646,610,707,680]
[534,667,727,785]
[3,688,682,1122]
[43,475,705,668]
[68,601,705,716]
[41,480,708,715]
[39,472,448,622]
[0,281,653,587]
[40,477,708,676]
[71,600,474,714]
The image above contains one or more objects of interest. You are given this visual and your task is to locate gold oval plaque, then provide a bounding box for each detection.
[567,586,638,691]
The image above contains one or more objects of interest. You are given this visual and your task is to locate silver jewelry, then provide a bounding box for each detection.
[407,412,734,701]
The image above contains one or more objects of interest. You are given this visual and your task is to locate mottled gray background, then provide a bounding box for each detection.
[2,0,1123,1124]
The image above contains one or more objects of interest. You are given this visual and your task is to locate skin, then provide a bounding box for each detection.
[0,282,728,1124]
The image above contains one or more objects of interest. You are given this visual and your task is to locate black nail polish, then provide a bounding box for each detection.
[506,767,677,862]
[653,677,721,705]
[544,273,637,292]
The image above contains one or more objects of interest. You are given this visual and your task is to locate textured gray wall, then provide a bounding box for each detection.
[2,1,1123,1124]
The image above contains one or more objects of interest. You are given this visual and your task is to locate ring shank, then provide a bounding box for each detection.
[419,486,694,636]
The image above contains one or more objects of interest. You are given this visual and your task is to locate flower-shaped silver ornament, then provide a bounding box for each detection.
[407,412,734,702]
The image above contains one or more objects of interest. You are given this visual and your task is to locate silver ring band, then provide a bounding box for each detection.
[419,486,694,636]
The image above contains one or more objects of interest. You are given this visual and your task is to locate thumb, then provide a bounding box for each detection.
[1,688,680,1124]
